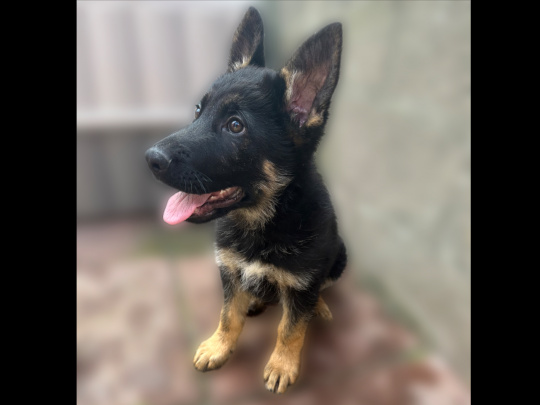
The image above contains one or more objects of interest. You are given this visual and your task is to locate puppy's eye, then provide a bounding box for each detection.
[195,104,201,118]
[227,118,245,134]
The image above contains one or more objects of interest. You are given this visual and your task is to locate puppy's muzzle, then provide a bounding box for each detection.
[145,146,171,176]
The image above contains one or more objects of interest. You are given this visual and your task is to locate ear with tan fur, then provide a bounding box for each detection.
[228,7,265,72]
[280,23,342,128]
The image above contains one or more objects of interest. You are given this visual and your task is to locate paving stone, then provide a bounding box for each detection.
[77,258,200,405]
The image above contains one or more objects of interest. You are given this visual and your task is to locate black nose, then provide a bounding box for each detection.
[145,147,171,175]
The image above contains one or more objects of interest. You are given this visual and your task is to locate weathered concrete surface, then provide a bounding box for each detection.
[77,220,470,405]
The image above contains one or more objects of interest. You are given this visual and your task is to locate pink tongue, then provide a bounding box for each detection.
[163,191,212,225]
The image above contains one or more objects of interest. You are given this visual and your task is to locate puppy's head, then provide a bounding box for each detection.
[146,7,342,226]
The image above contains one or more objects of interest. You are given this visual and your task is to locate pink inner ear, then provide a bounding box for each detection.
[288,67,329,127]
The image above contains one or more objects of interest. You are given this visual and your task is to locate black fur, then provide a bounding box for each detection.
[145,7,347,391]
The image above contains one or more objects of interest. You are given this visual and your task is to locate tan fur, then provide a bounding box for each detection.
[282,61,330,130]
[243,260,310,291]
[314,295,332,321]
[320,278,335,291]
[232,55,251,71]
[280,67,297,105]
[292,133,304,146]
[264,304,309,393]
[229,160,291,230]
[305,113,324,127]
[193,290,251,371]
[216,247,310,291]
[247,298,266,315]
[281,67,306,145]
[230,10,262,73]
[215,247,237,272]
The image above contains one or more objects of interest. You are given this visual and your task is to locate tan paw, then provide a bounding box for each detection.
[263,354,300,394]
[193,334,233,372]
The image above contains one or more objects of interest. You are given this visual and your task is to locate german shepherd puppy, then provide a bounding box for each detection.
[145,7,346,394]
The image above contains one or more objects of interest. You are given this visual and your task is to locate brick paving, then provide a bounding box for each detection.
[77,220,470,405]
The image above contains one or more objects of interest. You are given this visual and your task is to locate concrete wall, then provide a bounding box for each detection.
[266,1,471,381]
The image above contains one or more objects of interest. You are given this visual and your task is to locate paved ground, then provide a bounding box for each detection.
[77,219,470,405]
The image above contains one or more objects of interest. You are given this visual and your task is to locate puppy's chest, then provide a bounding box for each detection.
[215,247,310,291]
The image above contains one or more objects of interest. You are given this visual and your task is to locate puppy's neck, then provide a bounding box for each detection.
[226,160,321,233]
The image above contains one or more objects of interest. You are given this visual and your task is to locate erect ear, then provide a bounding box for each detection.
[228,7,265,72]
[280,23,342,128]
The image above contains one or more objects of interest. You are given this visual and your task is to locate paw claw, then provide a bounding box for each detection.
[263,360,298,394]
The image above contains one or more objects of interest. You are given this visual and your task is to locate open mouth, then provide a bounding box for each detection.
[193,186,244,217]
[163,186,244,225]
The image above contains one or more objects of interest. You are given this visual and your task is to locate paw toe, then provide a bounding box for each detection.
[263,363,298,394]
[193,339,231,372]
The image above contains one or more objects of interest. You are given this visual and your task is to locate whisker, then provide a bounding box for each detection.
[199,172,212,184]
[194,172,207,193]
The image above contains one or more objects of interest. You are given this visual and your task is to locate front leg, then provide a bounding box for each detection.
[264,287,318,393]
[193,266,250,371]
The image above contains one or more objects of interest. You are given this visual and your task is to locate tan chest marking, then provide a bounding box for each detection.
[215,248,310,291]
[228,160,291,230]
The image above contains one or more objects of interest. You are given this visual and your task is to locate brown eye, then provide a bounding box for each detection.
[195,104,201,118]
[227,118,244,134]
